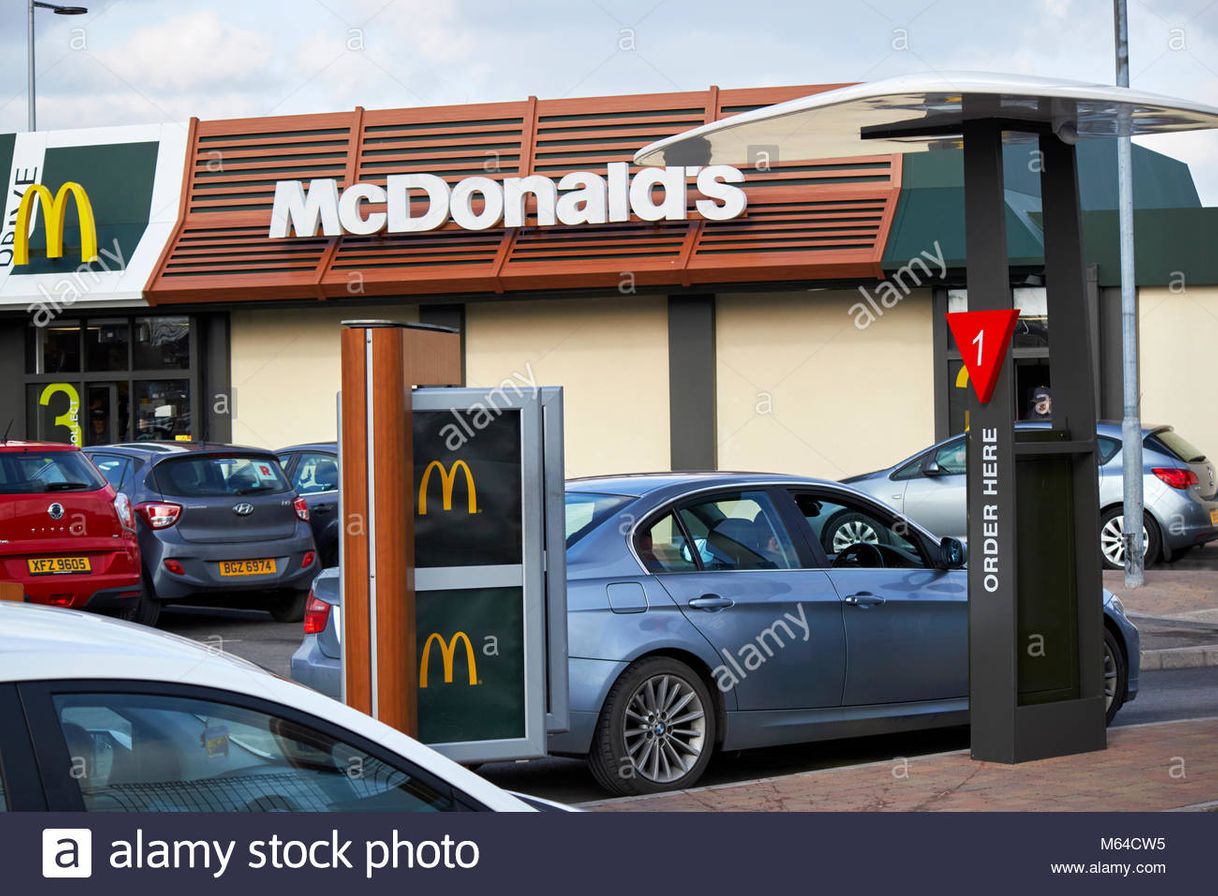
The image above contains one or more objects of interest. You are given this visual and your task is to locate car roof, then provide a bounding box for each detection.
[566,471,831,497]
[1094,420,1169,436]
[277,441,337,453]
[0,440,79,452]
[84,441,279,458]
[0,603,530,811]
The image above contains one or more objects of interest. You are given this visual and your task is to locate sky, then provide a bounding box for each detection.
[1,0,1216,201]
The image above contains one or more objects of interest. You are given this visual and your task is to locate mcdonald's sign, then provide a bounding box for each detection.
[13,182,99,266]
[419,631,479,688]
[418,459,478,516]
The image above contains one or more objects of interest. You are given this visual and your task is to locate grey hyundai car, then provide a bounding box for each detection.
[291,472,1140,796]
[83,442,318,627]
[843,422,1218,569]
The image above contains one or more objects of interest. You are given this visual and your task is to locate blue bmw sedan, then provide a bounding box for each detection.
[292,473,1140,796]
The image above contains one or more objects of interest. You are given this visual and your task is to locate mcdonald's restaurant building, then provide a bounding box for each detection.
[3,83,1218,480]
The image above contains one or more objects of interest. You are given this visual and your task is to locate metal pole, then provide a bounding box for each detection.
[1114,0,1145,587]
[27,0,36,132]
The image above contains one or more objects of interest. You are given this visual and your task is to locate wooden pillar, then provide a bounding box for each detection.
[339,321,462,736]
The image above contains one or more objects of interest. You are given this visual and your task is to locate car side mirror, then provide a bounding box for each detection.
[923,460,946,477]
[939,536,966,569]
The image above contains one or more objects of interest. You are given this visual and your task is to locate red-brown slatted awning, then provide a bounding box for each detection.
[145,85,902,304]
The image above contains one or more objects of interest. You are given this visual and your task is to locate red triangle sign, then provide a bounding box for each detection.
[946,310,1020,404]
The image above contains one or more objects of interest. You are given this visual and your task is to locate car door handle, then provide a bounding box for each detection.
[844,592,886,608]
[688,594,735,611]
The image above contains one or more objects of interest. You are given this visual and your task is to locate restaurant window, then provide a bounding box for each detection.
[24,316,196,446]
[942,288,1051,435]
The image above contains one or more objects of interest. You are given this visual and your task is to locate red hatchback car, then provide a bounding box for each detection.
[0,441,142,613]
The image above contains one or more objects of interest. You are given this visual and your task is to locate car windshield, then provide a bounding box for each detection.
[153,455,290,497]
[566,491,634,546]
[0,451,106,494]
[1151,429,1206,464]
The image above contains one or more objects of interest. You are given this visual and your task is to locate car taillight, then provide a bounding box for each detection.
[137,501,182,529]
[113,492,135,531]
[1153,467,1198,490]
[303,593,331,635]
[301,550,316,570]
[294,497,310,522]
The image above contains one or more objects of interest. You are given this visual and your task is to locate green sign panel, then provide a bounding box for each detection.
[416,587,526,744]
[14,141,158,275]
[413,409,523,568]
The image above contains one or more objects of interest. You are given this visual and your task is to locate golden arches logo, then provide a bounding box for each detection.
[14,182,99,266]
[419,631,478,688]
[418,459,477,516]
[955,366,972,431]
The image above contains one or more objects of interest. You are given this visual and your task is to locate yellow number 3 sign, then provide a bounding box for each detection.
[39,382,82,446]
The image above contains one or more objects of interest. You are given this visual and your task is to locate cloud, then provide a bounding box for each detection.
[94,9,273,93]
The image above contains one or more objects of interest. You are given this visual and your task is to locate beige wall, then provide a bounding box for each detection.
[1140,285,1218,455]
[229,304,417,449]
[716,289,936,479]
[465,296,670,478]
[228,288,937,479]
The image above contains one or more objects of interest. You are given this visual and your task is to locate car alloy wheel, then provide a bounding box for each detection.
[623,673,707,785]
[1099,513,1148,567]
[831,519,880,554]
[1103,640,1118,713]
[588,656,716,796]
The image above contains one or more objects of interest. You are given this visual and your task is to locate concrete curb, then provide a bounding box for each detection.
[1139,645,1218,670]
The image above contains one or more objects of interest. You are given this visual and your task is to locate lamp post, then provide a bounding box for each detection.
[27,1,89,132]
[1113,0,1145,588]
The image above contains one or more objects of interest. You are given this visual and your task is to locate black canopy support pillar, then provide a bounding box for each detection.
[963,119,1107,763]
[962,120,1020,761]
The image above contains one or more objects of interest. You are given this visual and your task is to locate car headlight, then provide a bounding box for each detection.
[1109,595,1126,617]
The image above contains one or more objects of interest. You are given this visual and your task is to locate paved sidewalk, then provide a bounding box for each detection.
[585,717,1218,812]
[1104,567,1218,669]
[1104,568,1218,620]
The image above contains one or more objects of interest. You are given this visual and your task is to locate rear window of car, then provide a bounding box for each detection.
[566,492,633,546]
[0,451,106,494]
[1148,430,1206,464]
[152,455,290,498]
[1097,436,1121,465]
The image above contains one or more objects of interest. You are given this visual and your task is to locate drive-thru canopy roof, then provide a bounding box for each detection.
[634,72,1218,167]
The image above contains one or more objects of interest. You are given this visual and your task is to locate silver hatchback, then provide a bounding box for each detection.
[843,422,1218,569]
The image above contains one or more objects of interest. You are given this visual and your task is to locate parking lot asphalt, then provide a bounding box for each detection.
[162,604,300,675]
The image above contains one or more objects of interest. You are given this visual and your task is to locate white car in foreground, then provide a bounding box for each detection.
[0,602,559,813]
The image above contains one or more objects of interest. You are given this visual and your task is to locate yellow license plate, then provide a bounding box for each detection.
[1210,509,1218,526]
[28,557,91,575]
[218,558,277,577]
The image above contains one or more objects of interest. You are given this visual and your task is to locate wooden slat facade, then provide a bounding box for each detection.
[145,84,902,304]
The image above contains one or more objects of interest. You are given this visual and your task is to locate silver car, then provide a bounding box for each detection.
[843,422,1218,569]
